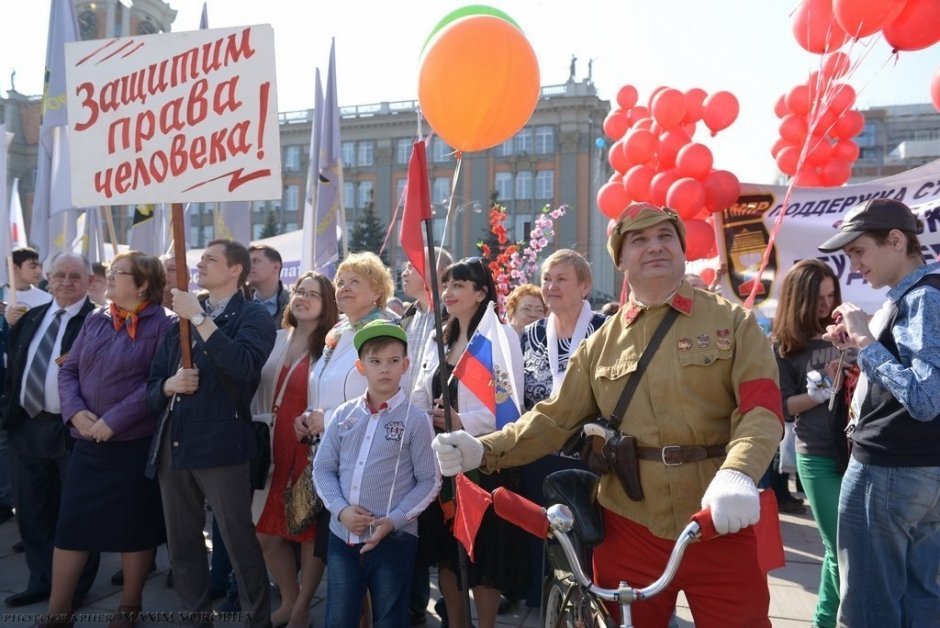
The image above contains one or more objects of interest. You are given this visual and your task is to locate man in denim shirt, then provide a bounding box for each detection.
[818,199,940,628]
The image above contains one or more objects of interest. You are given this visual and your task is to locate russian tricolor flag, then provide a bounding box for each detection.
[453,303,522,428]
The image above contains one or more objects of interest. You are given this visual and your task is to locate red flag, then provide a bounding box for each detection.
[755,489,786,573]
[400,141,433,292]
[453,472,492,562]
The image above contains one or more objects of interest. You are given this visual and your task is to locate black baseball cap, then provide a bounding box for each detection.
[818,199,922,253]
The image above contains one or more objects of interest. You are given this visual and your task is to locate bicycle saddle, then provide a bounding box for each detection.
[542,469,604,546]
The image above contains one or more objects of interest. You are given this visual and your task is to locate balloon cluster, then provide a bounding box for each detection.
[772,52,863,187]
[597,85,742,261]
[418,6,540,153]
[792,0,940,53]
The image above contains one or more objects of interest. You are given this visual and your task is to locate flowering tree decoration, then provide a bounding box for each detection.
[477,203,568,317]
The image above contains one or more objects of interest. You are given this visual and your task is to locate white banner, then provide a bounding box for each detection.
[65,25,282,205]
[716,159,940,316]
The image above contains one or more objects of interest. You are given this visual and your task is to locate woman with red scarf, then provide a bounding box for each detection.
[39,252,175,628]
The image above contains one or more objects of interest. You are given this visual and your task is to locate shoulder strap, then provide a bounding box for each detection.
[608,307,680,429]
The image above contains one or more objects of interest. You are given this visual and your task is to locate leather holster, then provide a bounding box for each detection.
[602,434,644,501]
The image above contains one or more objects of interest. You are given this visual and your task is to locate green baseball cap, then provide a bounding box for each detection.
[353,320,409,352]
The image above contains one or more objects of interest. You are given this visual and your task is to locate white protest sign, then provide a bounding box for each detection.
[65,25,282,205]
[715,159,940,316]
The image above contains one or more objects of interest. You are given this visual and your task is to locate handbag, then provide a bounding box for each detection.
[284,440,323,535]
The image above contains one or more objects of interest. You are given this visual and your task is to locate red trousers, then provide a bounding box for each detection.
[593,508,770,628]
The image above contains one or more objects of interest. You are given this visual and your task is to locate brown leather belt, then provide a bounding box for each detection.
[637,443,728,466]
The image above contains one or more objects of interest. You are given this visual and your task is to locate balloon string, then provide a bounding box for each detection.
[440,154,464,250]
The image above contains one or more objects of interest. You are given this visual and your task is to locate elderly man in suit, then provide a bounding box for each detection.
[3,252,100,608]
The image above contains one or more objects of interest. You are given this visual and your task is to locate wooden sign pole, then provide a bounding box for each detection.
[171,202,193,368]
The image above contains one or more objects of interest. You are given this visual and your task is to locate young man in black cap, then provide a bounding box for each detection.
[818,198,940,628]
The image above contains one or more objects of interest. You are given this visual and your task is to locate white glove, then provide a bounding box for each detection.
[431,431,484,477]
[701,469,760,535]
[805,370,831,404]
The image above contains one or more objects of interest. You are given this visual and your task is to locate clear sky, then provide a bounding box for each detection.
[2,0,937,184]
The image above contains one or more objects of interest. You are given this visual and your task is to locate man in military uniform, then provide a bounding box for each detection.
[433,203,783,627]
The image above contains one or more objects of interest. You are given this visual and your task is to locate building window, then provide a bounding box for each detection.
[515,216,532,242]
[357,141,374,166]
[494,173,512,203]
[284,184,300,211]
[515,128,533,155]
[432,177,450,206]
[284,145,301,171]
[495,138,513,157]
[343,182,355,207]
[535,170,554,200]
[341,141,355,168]
[253,201,266,213]
[253,223,266,240]
[431,137,450,162]
[535,126,554,154]
[396,139,412,165]
[515,171,532,200]
[358,181,373,208]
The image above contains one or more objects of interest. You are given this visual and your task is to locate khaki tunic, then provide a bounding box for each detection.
[480,281,783,539]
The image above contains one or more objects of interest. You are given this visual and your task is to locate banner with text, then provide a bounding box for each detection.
[65,25,281,205]
[716,159,940,316]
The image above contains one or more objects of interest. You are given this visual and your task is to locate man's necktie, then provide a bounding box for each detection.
[22,309,65,418]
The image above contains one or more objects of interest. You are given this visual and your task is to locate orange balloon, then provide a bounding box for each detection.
[418,16,540,152]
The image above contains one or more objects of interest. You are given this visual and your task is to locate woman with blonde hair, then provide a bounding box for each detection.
[506,284,546,336]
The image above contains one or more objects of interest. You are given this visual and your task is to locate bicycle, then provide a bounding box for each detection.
[489,468,717,628]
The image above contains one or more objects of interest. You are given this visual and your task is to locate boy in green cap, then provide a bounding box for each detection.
[313,320,441,628]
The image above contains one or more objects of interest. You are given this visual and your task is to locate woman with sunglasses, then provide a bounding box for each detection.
[253,272,339,628]
[413,257,526,628]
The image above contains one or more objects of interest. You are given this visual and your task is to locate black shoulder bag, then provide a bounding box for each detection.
[575,308,680,501]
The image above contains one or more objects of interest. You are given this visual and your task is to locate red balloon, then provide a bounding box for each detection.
[597,181,631,220]
[884,0,940,51]
[792,0,849,53]
[833,139,860,161]
[826,83,856,117]
[931,68,940,113]
[771,137,792,159]
[608,140,631,173]
[787,84,812,116]
[699,267,717,286]
[776,146,802,176]
[617,85,639,110]
[666,178,706,220]
[651,88,687,130]
[806,136,835,166]
[624,164,656,203]
[649,170,680,207]
[703,170,741,213]
[774,94,790,118]
[684,219,715,261]
[647,86,668,110]
[833,0,907,39]
[626,106,650,126]
[821,159,852,186]
[810,108,839,137]
[779,114,809,145]
[622,129,658,165]
[675,143,714,181]
[633,117,654,131]
[702,91,739,136]
[822,51,852,79]
[795,167,824,187]
[681,122,698,138]
[684,88,707,123]
[657,129,692,169]
[833,110,865,139]
[603,110,630,141]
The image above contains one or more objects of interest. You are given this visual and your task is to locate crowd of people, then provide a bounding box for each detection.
[0,197,936,628]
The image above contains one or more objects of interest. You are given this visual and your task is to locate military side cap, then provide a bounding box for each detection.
[607,203,687,265]
[353,320,408,352]
[818,198,922,252]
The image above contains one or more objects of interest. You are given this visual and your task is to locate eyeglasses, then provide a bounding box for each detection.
[460,256,488,273]
[293,289,322,300]
[50,272,85,282]
[106,268,133,279]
